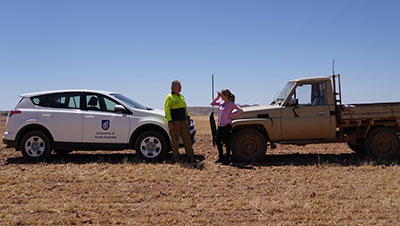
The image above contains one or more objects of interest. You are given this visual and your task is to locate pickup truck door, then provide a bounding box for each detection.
[281,105,331,140]
[281,82,332,140]
[82,94,130,144]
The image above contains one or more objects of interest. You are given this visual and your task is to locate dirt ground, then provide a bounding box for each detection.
[1,115,400,225]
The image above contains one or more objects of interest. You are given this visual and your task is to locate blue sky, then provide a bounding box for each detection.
[1,0,399,110]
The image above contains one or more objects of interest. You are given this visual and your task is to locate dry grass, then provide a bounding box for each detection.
[191,115,211,135]
[1,116,400,225]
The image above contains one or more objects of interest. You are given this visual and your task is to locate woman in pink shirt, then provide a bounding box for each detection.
[210,89,243,164]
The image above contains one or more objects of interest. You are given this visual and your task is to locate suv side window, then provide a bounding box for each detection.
[103,96,120,112]
[68,95,81,109]
[85,94,101,111]
[83,93,122,112]
[31,95,49,107]
[31,93,82,109]
[51,95,67,108]
[49,93,82,109]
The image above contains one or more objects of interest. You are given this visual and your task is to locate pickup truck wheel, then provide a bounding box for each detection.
[20,131,52,162]
[366,128,400,159]
[347,141,366,154]
[232,129,267,162]
[135,131,167,161]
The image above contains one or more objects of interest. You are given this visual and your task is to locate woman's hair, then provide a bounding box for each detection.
[221,89,235,102]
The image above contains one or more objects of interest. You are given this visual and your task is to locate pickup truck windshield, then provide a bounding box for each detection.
[271,82,295,105]
[111,94,149,110]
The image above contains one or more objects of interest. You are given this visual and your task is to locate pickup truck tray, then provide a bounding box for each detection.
[340,102,400,120]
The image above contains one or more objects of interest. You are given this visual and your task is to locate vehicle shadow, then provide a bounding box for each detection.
[6,152,206,170]
[230,153,400,169]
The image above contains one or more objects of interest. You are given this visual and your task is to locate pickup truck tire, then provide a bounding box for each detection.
[347,142,366,154]
[366,127,400,159]
[135,131,167,161]
[232,129,267,162]
[20,131,52,162]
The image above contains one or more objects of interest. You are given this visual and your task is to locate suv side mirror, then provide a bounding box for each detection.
[288,98,298,106]
[114,105,127,113]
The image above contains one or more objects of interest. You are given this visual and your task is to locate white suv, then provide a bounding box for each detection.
[2,90,196,161]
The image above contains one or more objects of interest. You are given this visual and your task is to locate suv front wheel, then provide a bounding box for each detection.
[20,131,52,162]
[135,131,167,161]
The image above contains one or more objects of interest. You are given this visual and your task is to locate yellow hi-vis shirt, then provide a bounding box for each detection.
[164,92,190,122]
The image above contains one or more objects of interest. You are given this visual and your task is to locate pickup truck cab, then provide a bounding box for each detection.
[231,75,400,161]
[3,90,196,161]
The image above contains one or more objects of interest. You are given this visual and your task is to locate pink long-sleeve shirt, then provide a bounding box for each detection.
[210,97,243,127]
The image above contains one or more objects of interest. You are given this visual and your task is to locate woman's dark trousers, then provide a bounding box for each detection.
[216,124,232,161]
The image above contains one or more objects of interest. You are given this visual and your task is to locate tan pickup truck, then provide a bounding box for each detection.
[231,74,400,161]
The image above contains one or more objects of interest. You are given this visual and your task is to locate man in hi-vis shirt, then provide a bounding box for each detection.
[164,80,195,162]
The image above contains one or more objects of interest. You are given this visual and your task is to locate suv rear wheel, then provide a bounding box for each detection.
[20,131,52,162]
[135,131,167,161]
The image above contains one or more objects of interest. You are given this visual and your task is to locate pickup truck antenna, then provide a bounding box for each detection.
[210,74,217,146]
[212,74,215,113]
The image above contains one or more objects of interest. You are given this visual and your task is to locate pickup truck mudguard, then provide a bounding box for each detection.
[232,118,279,141]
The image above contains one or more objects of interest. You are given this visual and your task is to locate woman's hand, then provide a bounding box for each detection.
[217,92,222,98]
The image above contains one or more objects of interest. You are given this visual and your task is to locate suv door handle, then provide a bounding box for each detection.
[41,114,52,118]
[317,112,326,115]
[84,115,96,119]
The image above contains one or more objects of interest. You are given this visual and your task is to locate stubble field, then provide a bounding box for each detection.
[1,115,400,225]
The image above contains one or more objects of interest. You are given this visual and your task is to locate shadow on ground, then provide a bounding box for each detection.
[230,153,400,170]
[6,152,206,170]
[6,151,399,170]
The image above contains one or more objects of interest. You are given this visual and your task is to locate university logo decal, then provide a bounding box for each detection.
[102,120,110,130]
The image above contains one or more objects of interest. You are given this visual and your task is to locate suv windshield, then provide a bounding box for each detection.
[271,81,295,105]
[111,94,149,110]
